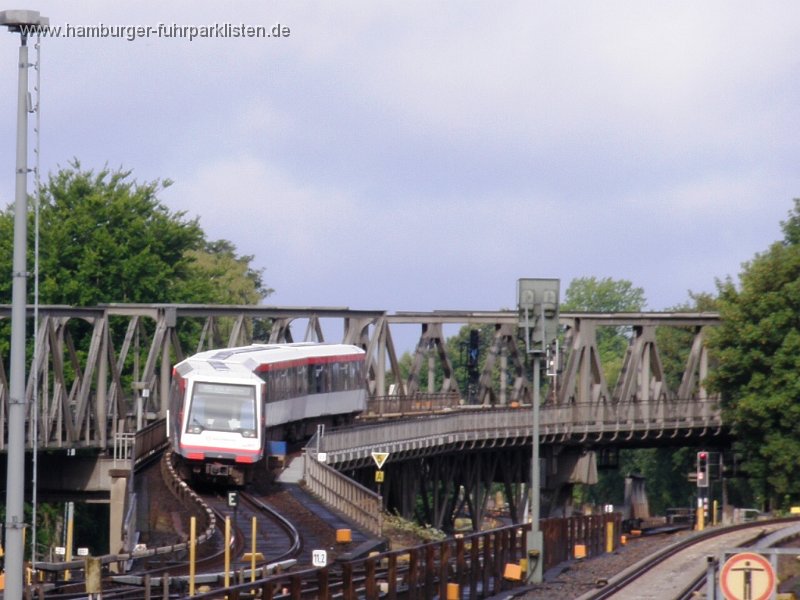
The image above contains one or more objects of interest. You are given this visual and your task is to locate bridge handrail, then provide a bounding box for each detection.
[320,400,723,459]
[134,418,170,466]
[364,391,462,416]
[302,450,382,537]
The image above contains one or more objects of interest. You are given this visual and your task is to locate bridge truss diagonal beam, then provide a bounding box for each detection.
[0,304,722,451]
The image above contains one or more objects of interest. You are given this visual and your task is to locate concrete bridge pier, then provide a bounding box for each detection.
[0,452,129,560]
[540,445,598,518]
[109,468,131,570]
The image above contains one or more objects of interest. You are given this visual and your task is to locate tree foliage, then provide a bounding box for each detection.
[656,291,718,391]
[561,276,647,384]
[707,199,800,508]
[185,240,272,305]
[561,277,647,314]
[0,162,269,306]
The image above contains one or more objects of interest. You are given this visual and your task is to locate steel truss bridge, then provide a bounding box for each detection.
[0,304,722,451]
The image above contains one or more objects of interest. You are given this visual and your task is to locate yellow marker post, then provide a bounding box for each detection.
[251,516,257,585]
[224,516,231,592]
[713,500,718,526]
[189,516,196,596]
[65,502,74,582]
[606,521,614,553]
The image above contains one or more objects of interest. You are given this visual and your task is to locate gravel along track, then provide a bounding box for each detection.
[512,531,694,600]
[591,524,788,600]
[509,522,790,600]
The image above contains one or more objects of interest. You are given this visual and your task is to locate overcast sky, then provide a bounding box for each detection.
[1,2,798,324]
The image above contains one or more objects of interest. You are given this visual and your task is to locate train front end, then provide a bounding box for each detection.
[171,363,263,486]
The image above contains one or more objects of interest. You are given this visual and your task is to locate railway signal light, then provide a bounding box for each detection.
[696,451,710,488]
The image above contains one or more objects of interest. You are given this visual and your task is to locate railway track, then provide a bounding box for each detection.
[200,490,303,566]
[577,517,800,600]
[116,485,305,595]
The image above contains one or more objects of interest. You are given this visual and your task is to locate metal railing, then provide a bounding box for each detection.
[319,400,723,466]
[363,391,462,417]
[303,448,382,537]
[541,512,622,571]
[113,432,135,465]
[187,514,621,599]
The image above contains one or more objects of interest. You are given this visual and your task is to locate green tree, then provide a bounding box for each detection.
[562,276,647,384]
[186,240,272,305]
[656,292,718,391]
[0,162,269,306]
[707,199,800,509]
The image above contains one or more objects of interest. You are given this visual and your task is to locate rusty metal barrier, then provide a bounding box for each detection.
[33,506,618,597]
[363,391,462,417]
[541,512,622,571]
[191,523,528,600]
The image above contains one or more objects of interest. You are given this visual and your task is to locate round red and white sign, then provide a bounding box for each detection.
[720,552,775,600]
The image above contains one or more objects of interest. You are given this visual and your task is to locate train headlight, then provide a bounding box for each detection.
[241,429,256,438]
[188,424,203,434]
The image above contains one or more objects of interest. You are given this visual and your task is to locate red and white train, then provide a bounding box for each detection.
[169,342,367,485]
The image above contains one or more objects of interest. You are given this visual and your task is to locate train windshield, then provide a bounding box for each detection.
[186,382,257,436]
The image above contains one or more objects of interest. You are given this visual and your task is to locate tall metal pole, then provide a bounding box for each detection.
[1,12,47,599]
[5,29,31,600]
[529,353,543,583]
[518,278,559,585]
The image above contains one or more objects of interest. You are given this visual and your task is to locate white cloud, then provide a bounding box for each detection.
[177,156,360,259]
[1,0,798,321]
[621,169,788,221]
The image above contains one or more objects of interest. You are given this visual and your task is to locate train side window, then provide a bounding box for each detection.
[279,369,289,400]
[331,363,341,392]
[345,361,355,390]
[313,365,325,394]
[297,365,307,395]
[294,366,302,395]
[352,361,363,388]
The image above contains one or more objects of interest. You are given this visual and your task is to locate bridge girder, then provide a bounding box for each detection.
[0,304,721,451]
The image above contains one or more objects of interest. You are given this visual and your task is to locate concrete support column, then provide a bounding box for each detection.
[109,468,130,573]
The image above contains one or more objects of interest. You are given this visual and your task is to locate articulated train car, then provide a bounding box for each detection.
[169,343,366,485]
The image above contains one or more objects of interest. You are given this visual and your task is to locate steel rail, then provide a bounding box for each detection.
[239,491,303,563]
[581,517,800,600]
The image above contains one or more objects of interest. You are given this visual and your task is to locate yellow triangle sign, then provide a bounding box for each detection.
[371,451,390,470]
